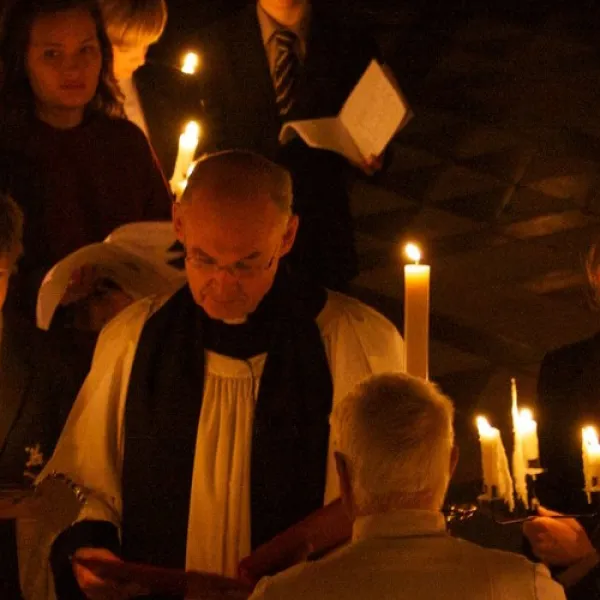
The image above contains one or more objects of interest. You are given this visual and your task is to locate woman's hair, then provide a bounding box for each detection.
[0,0,124,118]
[99,0,167,47]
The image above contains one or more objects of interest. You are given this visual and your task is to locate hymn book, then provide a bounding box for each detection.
[36,221,186,330]
[279,60,412,165]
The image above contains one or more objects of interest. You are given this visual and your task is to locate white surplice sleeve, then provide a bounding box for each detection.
[18,296,158,600]
[319,290,406,504]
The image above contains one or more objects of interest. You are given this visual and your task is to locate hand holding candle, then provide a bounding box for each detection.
[403,243,430,379]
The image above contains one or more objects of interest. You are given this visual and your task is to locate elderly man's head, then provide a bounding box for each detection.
[330,373,457,517]
[173,150,299,321]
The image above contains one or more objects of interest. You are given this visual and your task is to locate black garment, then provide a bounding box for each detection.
[0,311,84,599]
[536,332,600,512]
[0,111,172,322]
[51,271,335,599]
[134,63,205,179]
[200,5,382,289]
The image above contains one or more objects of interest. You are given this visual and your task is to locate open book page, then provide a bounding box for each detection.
[340,60,411,159]
[279,117,363,164]
[36,221,186,331]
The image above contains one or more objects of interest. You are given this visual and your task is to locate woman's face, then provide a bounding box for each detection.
[26,7,102,123]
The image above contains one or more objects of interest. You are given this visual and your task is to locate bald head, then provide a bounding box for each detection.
[180,150,293,216]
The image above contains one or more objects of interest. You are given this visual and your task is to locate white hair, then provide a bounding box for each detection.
[330,373,455,514]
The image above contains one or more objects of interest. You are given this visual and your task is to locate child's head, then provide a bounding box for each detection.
[0,194,23,311]
[0,0,123,124]
[99,0,167,81]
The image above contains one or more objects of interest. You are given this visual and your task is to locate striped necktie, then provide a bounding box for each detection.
[273,29,299,116]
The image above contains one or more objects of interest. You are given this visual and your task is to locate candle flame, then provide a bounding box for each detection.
[404,243,421,264]
[476,416,494,436]
[183,121,200,138]
[517,407,536,434]
[583,425,599,447]
[181,52,200,74]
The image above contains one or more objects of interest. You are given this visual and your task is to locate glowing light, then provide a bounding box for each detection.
[404,243,421,264]
[181,52,200,75]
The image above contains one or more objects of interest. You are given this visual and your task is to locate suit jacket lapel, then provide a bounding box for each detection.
[0,318,30,457]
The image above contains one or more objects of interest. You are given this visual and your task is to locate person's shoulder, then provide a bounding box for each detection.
[449,535,553,578]
[91,113,149,146]
[97,292,173,347]
[251,546,353,600]
[319,290,398,334]
[542,333,600,372]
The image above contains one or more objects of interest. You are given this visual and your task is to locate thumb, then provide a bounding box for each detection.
[537,506,561,518]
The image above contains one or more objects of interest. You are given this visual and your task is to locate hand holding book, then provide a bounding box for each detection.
[279,60,411,166]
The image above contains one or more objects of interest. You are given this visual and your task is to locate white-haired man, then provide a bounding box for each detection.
[249,373,566,600]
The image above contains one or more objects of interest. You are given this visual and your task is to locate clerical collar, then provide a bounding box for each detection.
[196,268,327,359]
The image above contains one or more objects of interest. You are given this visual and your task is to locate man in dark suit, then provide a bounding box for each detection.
[200,0,387,290]
[100,0,204,180]
[0,194,82,599]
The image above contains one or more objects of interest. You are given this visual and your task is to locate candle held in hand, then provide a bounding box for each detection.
[582,426,600,503]
[518,408,540,466]
[403,243,430,380]
[170,121,201,195]
[476,416,515,511]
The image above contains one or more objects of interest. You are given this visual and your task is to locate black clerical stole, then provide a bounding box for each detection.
[120,277,332,570]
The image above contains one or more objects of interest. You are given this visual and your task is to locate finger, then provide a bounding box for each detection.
[537,506,561,517]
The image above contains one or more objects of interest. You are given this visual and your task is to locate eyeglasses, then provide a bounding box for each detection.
[183,244,279,280]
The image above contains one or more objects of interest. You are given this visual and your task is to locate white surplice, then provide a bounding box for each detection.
[20,289,405,599]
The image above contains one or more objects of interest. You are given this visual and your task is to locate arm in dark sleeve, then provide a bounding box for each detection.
[51,520,120,600]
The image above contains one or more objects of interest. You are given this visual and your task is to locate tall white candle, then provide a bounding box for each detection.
[582,426,600,503]
[511,378,528,506]
[519,408,540,465]
[181,52,200,75]
[476,416,515,511]
[403,243,430,380]
[170,121,201,194]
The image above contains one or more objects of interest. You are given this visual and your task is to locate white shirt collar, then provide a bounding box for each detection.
[352,509,447,542]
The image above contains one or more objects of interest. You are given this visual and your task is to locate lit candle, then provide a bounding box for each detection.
[518,408,540,467]
[170,121,201,195]
[510,378,528,506]
[403,243,430,379]
[476,416,515,511]
[582,426,600,503]
[181,52,200,75]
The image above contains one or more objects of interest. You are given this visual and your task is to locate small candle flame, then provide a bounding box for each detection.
[517,407,536,435]
[181,52,200,74]
[180,121,201,150]
[583,425,599,447]
[405,243,421,264]
[476,416,493,436]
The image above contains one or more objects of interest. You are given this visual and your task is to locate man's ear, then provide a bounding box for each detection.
[172,201,185,244]
[279,215,299,258]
